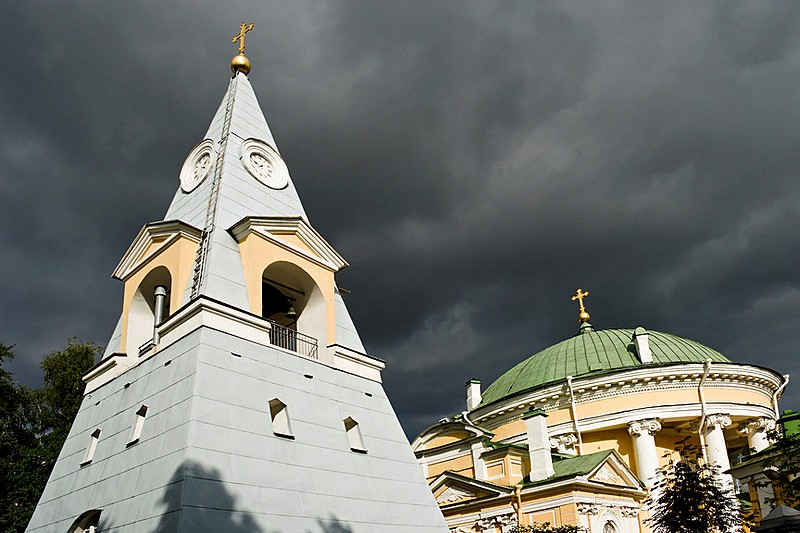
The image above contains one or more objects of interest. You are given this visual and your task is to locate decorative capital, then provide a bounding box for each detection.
[577,502,600,515]
[549,432,578,450]
[628,419,662,437]
[704,414,732,431]
[738,417,776,436]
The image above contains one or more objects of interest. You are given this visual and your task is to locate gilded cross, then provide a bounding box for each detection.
[232,22,255,54]
[571,288,589,313]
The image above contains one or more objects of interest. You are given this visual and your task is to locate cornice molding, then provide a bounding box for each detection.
[473,362,783,429]
[113,220,202,281]
[229,216,348,272]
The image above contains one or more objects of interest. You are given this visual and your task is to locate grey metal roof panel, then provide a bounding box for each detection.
[333,290,366,353]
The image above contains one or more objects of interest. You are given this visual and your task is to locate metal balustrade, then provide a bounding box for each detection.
[269,321,318,359]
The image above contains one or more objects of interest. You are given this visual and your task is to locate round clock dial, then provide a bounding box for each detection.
[179,139,217,193]
[240,139,289,189]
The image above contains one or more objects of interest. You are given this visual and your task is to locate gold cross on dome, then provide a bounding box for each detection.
[232,22,255,54]
[571,288,589,312]
[571,288,591,323]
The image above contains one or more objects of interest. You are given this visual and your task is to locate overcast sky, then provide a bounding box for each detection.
[1,1,799,438]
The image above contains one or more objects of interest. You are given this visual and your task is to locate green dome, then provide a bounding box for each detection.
[479,326,731,407]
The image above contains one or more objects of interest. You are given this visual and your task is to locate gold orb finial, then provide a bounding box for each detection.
[231,22,255,75]
[571,288,591,323]
[231,53,251,75]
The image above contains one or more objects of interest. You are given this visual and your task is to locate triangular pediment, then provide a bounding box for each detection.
[587,451,642,488]
[430,471,512,507]
[112,220,202,281]
[229,216,348,272]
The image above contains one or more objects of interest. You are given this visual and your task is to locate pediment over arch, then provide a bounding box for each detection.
[113,220,202,281]
[230,216,348,272]
[430,471,512,506]
[412,420,493,452]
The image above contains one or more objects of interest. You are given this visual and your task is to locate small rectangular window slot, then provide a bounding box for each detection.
[231,352,242,358]
[304,374,313,379]
[164,360,171,366]
[126,404,148,447]
[269,398,294,439]
[364,392,373,397]
[80,428,102,466]
[344,417,367,453]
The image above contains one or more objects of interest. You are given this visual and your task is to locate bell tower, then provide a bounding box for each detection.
[26,28,448,533]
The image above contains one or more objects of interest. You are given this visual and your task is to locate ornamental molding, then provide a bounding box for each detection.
[550,432,578,451]
[113,220,203,281]
[437,486,477,504]
[738,417,776,436]
[473,362,782,428]
[476,513,517,531]
[229,216,348,272]
[628,418,662,437]
[591,464,626,485]
[578,501,639,517]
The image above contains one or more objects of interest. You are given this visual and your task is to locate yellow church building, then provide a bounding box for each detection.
[412,290,789,532]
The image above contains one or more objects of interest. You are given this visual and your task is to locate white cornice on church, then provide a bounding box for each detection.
[471,361,785,429]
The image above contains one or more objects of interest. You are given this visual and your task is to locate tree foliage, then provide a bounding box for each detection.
[510,523,585,533]
[760,422,800,510]
[0,340,99,533]
[646,439,743,533]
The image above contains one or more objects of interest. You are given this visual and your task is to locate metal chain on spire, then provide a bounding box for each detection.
[190,75,238,299]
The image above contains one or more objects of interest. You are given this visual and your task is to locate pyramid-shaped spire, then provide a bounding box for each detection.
[163,72,310,309]
[102,70,366,358]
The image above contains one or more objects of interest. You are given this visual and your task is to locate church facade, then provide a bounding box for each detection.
[412,297,789,532]
[26,31,448,533]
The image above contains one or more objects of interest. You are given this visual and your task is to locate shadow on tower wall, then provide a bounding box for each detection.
[150,460,354,533]
[152,460,261,533]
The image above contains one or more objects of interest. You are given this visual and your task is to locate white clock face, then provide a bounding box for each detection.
[179,139,217,193]
[240,139,289,189]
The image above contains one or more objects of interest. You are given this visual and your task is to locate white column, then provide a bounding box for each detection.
[738,418,776,516]
[471,440,487,480]
[703,414,734,492]
[628,419,662,489]
[738,417,775,453]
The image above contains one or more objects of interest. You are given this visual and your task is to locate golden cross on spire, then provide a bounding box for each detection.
[571,288,591,323]
[232,22,255,54]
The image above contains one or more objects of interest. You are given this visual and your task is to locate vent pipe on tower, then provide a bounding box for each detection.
[153,285,167,345]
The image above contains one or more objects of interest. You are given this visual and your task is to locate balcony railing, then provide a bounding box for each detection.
[269,321,318,359]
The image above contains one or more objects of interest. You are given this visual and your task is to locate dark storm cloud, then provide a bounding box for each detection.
[1,1,798,437]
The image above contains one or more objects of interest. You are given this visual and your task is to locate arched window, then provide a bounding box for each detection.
[67,509,101,533]
[343,417,367,453]
[126,266,171,355]
[268,398,293,439]
[603,521,618,533]
[262,262,324,358]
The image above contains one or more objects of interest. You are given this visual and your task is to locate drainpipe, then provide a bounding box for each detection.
[566,376,584,455]
[697,359,712,464]
[153,285,167,345]
[773,374,790,418]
